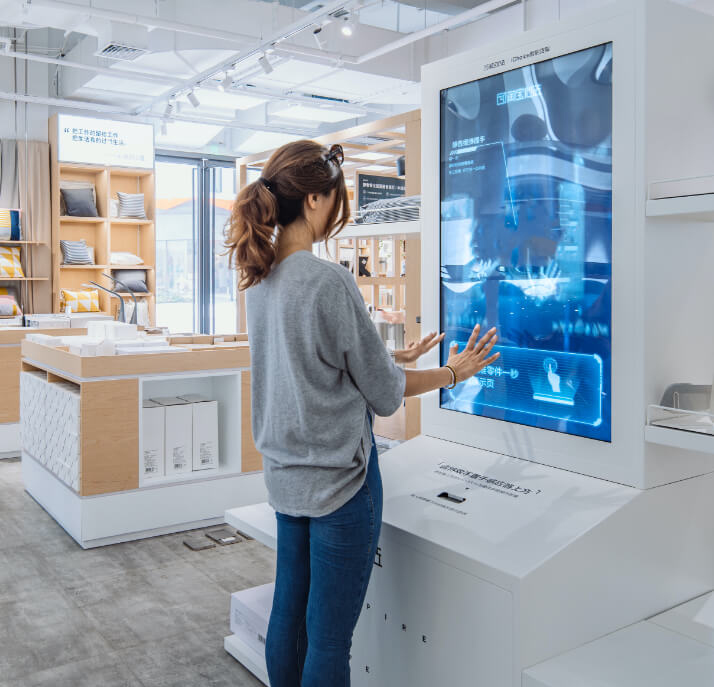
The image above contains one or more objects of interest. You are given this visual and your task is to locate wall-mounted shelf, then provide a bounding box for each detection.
[108,264,151,270]
[339,219,421,240]
[0,277,49,281]
[59,216,106,224]
[646,194,714,220]
[60,264,109,270]
[0,240,46,246]
[645,405,714,454]
[110,218,154,226]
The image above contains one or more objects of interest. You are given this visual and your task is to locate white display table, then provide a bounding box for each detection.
[21,337,267,548]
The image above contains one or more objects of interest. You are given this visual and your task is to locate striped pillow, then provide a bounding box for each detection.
[60,239,94,265]
[0,294,21,316]
[117,192,146,219]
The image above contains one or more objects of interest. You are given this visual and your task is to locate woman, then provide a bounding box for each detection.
[226,140,499,687]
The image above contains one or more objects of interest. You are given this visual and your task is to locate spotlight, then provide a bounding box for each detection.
[258,53,273,75]
[219,72,233,92]
[187,90,200,108]
[341,15,354,37]
[313,25,327,50]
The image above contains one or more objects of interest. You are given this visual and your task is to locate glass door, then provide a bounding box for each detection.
[155,155,238,334]
[205,162,238,334]
[155,158,200,333]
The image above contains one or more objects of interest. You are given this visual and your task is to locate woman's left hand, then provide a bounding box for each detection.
[394,332,445,364]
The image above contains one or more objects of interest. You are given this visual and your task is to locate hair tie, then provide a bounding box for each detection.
[258,177,274,193]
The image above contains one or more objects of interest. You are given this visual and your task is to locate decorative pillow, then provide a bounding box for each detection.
[110,251,144,266]
[61,188,98,217]
[0,209,21,240]
[109,199,120,218]
[0,246,24,278]
[117,192,146,219]
[0,295,21,316]
[60,239,94,265]
[60,289,100,313]
[111,269,149,293]
[60,181,96,216]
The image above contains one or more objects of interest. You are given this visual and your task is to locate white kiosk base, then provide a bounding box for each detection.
[0,422,21,459]
[225,435,714,686]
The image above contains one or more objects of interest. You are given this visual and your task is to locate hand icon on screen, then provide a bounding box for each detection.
[547,362,561,393]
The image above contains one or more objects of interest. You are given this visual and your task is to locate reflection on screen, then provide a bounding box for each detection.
[439,43,612,442]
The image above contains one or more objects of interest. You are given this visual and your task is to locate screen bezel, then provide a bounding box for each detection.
[419,4,644,486]
[437,42,613,443]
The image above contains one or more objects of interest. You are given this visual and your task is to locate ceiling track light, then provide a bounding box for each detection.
[341,14,355,37]
[258,53,274,75]
[219,72,233,92]
[187,90,200,108]
[313,25,327,50]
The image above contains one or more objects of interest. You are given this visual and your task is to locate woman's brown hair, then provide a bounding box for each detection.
[226,140,350,290]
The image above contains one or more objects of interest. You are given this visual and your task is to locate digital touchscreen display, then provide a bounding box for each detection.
[440,43,612,441]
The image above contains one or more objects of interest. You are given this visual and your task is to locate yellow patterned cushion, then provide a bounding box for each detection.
[0,246,24,278]
[60,289,100,313]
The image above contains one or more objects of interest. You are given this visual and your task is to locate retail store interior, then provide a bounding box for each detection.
[2,0,714,685]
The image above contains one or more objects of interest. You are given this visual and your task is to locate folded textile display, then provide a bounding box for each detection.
[355,195,421,224]
[0,286,22,316]
[0,209,21,240]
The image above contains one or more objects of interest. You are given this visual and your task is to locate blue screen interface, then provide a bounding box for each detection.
[439,43,612,442]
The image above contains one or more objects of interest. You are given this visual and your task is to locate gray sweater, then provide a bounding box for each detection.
[246,250,406,517]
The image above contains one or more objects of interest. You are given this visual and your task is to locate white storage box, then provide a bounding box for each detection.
[87,321,138,340]
[66,312,113,328]
[152,397,193,476]
[141,400,165,481]
[179,394,220,471]
[230,583,274,656]
[26,314,70,329]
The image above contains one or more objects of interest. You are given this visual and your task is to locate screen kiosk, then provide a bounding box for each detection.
[346,1,714,685]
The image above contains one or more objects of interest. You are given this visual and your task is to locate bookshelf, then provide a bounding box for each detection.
[49,116,156,324]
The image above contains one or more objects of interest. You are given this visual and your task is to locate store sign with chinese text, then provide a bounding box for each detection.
[57,114,154,169]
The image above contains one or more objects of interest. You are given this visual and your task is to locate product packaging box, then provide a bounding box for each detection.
[178,394,219,471]
[230,583,274,655]
[152,397,193,475]
[141,400,165,481]
[26,314,70,329]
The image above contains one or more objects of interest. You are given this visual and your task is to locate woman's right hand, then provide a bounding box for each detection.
[446,325,500,385]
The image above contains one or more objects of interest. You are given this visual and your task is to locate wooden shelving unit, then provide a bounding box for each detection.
[236,110,422,440]
[49,115,156,324]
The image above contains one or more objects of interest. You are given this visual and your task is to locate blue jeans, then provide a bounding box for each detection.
[265,438,382,687]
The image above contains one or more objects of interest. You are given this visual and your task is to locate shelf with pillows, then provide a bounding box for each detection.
[0,240,46,245]
[0,277,49,281]
[49,121,156,325]
[59,216,106,224]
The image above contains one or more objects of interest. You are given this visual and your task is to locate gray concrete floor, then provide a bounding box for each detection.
[0,457,277,687]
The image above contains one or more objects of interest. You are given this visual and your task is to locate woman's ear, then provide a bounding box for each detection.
[306,193,320,210]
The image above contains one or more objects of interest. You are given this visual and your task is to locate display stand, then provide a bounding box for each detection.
[49,115,157,324]
[20,337,263,548]
[236,111,422,441]
[0,327,85,459]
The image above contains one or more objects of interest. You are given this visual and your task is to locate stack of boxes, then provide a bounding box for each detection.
[230,583,274,655]
[141,394,219,482]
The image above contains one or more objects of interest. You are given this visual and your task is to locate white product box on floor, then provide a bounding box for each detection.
[152,397,193,475]
[179,394,219,471]
[230,583,273,656]
[141,400,165,481]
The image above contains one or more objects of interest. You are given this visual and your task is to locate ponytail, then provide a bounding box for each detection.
[226,180,279,291]
[226,139,350,290]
